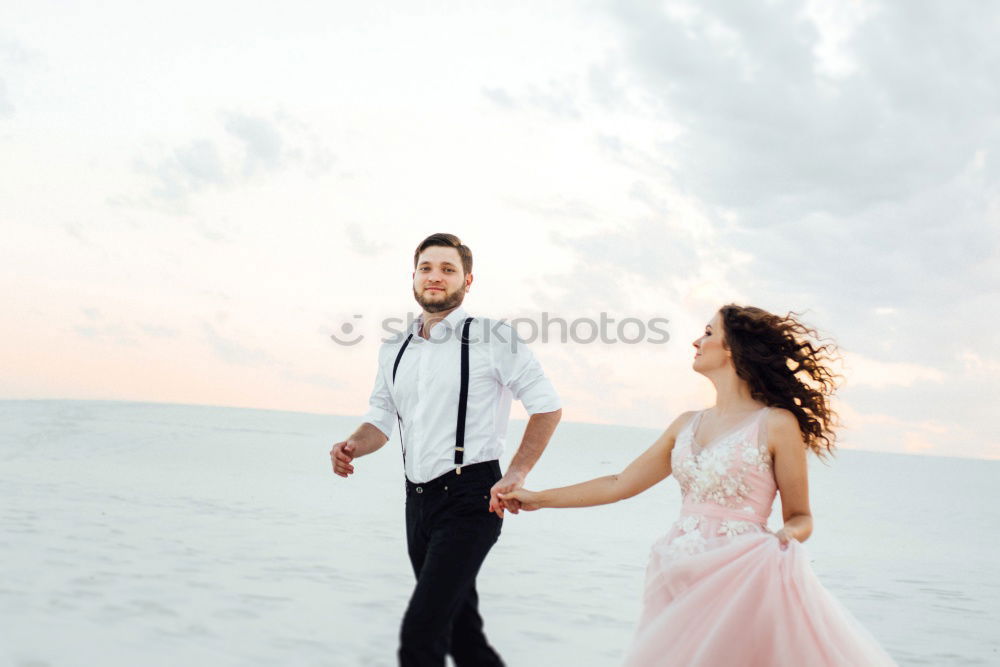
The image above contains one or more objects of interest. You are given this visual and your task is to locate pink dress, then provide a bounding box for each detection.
[623,407,896,666]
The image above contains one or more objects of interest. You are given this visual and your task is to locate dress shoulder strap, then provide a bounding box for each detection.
[686,409,706,433]
[755,406,771,451]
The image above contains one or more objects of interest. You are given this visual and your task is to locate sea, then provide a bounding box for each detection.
[1,400,997,666]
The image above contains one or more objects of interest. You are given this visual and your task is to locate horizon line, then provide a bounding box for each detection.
[3,397,997,463]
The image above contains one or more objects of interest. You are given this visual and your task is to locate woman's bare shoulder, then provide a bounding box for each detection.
[764,407,806,454]
[765,406,800,431]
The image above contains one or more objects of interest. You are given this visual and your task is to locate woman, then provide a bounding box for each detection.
[499,304,896,666]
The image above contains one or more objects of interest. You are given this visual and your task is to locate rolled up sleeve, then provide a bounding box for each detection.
[360,359,397,439]
[492,324,562,415]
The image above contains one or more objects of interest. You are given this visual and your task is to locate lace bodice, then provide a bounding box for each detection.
[673,407,775,513]
[660,407,778,558]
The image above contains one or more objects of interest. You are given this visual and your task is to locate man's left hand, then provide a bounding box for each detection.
[489,470,526,518]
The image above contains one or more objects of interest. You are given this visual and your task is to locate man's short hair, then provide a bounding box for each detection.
[413,233,473,276]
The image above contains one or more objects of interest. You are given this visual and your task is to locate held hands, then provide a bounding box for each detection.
[497,488,543,512]
[488,470,526,518]
[331,440,356,477]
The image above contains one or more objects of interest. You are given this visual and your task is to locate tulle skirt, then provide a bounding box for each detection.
[623,531,897,666]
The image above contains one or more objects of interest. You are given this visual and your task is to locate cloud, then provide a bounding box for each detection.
[140,324,180,339]
[600,0,1000,313]
[957,351,1000,377]
[345,223,390,257]
[280,370,343,391]
[200,324,342,392]
[0,35,38,65]
[482,87,517,110]
[527,178,749,319]
[838,352,946,389]
[505,195,604,227]
[194,217,243,244]
[131,111,334,209]
[71,310,179,344]
[608,1,1000,218]
[495,0,1000,455]
[223,112,284,175]
[835,400,994,459]
[605,2,999,380]
[72,323,139,347]
[136,139,228,202]
[62,223,91,244]
[0,34,44,118]
[0,79,12,117]
[482,80,582,119]
[202,322,278,367]
[538,218,699,309]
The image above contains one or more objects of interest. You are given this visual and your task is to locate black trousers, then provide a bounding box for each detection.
[398,460,505,667]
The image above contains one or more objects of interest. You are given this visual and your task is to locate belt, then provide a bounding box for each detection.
[405,460,500,496]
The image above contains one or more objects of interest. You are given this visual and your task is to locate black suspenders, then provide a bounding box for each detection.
[392,317,474,476]
[392,332,414,466]
[455,317,472,473]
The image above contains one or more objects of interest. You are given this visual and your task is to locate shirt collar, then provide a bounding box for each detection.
[413,306,470,340]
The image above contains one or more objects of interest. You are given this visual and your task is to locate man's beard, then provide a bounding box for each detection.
[413,285,466,313]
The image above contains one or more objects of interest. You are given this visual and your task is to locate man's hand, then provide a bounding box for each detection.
[331,440,356,477]
[489,470,526,518]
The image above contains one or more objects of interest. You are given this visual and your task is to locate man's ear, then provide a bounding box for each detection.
[465,273,474,291]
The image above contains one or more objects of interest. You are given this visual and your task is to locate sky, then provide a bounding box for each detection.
[2,0,998,459]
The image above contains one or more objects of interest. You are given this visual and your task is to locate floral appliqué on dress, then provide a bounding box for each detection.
[666,410,774,552]
[673,418,772,510]
[718,518,758,537]
[664,515,709,557]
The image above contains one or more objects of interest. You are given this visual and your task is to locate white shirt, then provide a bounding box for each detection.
[361,306,562,483]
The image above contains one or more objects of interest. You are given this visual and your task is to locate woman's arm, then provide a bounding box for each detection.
[499,411,695,510]
[770,408,814,544]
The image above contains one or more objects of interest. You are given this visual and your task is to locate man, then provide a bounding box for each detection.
[330,233,562,667]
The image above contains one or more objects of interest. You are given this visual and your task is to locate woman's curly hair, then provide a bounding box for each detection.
[718,304,842,457]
